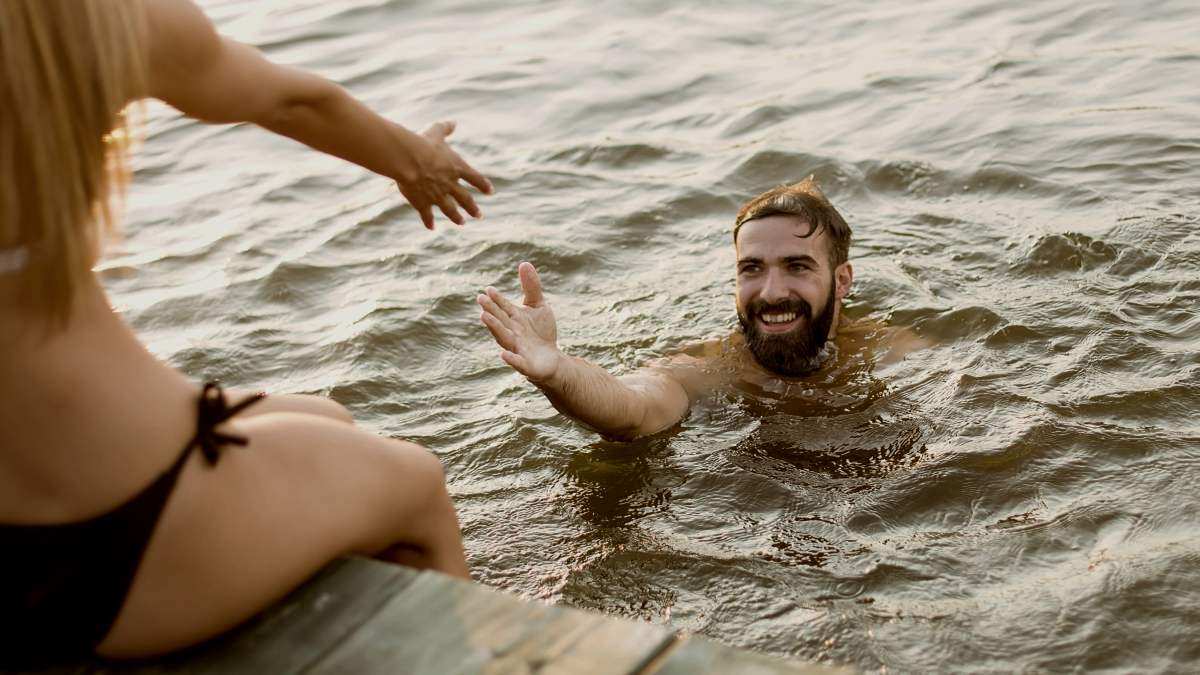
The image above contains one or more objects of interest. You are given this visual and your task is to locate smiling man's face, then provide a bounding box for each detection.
[735,214,853,376]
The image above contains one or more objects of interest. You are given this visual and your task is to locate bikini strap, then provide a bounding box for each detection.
[189,381,266,466]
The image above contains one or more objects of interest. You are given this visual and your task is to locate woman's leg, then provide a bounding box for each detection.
[226,388,355,425]
[96,411,466,659]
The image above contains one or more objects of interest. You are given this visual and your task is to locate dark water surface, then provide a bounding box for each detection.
[111,1,1200,671]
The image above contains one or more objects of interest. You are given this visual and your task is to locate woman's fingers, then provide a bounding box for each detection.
[459,161,494,195]
[403,121,493,229]
[428,121,492,195]
[451,184,481,219]
[417,203,435,230]
[397,184,436,230]
[438,195,465,226]
[423,120,456,141]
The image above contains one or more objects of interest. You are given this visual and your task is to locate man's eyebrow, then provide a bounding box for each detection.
[737,255,819,266]
[782,255,819,265]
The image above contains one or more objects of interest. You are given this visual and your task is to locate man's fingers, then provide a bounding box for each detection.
[477,291,511,323]
[518,262,545,307]
[479,311,518,351]
[452,185,481,219]
[487,286,522,317]
[499,349,528,374]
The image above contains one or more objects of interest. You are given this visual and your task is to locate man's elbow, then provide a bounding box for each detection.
[564,416,644,443]
[600,408,681,443]
[598,425,645,443]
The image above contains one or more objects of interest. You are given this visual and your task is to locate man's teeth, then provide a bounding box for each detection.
[762,312,797,324]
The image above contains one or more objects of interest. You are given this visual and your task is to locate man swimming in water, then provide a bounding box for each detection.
[478,177,925,441]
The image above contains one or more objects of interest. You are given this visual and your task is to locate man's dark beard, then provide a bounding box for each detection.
[738,287,835,377]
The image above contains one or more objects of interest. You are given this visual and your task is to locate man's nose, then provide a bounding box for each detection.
[760,269,790,303]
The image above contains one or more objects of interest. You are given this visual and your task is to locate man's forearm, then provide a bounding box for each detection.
[535,355,649,441]
[476,265,687,441]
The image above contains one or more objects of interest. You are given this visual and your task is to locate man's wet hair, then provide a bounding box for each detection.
[733,176,852,267]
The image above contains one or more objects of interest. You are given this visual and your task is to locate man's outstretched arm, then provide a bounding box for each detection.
[478,263,690,441]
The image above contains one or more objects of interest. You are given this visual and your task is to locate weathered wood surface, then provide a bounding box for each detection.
[309,569,675,675]
[17,557,852,675]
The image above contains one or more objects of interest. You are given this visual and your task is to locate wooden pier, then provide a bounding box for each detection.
[21,557,851,674]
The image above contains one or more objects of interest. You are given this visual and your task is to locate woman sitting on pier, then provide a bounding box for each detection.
[0,0,489,666]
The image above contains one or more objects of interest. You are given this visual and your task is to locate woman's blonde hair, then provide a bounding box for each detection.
[0,0,145,326]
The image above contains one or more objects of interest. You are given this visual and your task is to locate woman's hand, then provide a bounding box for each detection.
[477,262,562,383]
[395,121,494,230]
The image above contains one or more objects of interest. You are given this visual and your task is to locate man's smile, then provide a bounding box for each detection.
[757,311,802,333]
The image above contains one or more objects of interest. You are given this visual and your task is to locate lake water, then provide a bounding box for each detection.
[110,0,1200,671]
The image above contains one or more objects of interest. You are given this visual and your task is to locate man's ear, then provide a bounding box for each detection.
[834,262,853,300]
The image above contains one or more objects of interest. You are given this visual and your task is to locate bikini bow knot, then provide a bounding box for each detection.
[191,382,266,466]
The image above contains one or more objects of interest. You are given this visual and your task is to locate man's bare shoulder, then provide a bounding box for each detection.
[838,317,933,365]
[633,335,744,398]
[674,334,743,360]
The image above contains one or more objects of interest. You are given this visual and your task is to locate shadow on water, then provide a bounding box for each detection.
[562,434,684,530]
[560,365,931,562]
[722,357,927,485]
[554,372,939,659]
[731,413,927,483]
[725,386,930,572]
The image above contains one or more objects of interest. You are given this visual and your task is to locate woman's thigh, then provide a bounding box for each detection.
[226,388,354,425]
[96,411,453,658]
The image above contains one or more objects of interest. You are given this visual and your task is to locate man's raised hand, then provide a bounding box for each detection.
[478,262,561,383]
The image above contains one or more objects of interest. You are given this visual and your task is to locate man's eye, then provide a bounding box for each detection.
[739,265,760,274]
[789,263,812,272]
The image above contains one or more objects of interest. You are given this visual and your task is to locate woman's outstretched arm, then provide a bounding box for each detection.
[140,0,493,229]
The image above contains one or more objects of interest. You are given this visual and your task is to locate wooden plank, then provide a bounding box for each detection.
[16,559,849,675]
[308,570,677,675]
[648,635,853,675]
[92,557,419,675]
